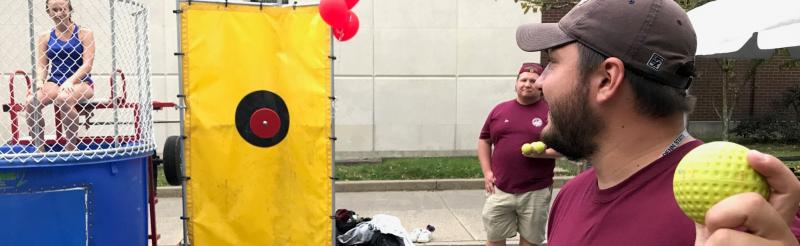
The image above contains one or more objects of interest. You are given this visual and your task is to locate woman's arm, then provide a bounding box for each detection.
[35,32,49,87]
[66,28,95,85]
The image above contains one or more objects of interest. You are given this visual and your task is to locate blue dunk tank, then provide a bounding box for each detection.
[0,1,164,244]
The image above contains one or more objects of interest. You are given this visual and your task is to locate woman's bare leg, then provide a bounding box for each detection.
[25,82,59,151]
[54,83,94,151]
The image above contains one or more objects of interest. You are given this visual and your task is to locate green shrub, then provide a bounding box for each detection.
[730,85,800,143]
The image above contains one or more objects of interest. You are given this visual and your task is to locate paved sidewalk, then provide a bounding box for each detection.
[153,196,185,246]
[154,189,560,246]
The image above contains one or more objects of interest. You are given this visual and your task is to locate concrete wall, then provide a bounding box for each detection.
[1,0,541,158]
[149,1,182,154]
[332,0,541,159]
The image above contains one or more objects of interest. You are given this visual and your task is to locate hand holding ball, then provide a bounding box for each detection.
[531,141,546,154]
[521,141,547,157]
[521,143,533,156]
[673,142,770,225]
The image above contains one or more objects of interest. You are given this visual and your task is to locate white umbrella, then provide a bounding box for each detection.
[688,0,800,58]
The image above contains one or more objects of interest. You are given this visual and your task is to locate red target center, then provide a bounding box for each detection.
[249,108,281,139]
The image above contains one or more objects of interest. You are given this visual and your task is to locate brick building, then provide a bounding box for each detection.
[542,2,800,138]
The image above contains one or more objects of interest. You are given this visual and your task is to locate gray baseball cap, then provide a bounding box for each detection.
[516,0,697,89]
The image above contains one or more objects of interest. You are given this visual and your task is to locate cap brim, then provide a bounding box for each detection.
[516,23,574,52]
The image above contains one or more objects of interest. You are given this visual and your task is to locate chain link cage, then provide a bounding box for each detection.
[0,0,154,163]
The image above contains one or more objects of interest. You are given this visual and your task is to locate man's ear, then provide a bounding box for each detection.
[595,57,625,103]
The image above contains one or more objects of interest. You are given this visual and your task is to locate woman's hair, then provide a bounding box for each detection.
[45,0,73,12]
[45,0,73,23]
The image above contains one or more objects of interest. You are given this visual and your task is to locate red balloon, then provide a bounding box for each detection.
[334,11,359,42]
[345,0,359,9]
[319,0,349,29]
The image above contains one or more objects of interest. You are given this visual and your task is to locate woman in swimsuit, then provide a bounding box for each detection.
[26,0,95,152]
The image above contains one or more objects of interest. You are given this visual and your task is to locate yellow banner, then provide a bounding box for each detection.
[181,2,331,245]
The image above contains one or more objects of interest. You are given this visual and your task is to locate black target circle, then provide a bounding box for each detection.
[235,90,289,147]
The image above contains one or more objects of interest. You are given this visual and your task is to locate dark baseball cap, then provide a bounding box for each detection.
[519,63,544,75]
[516,0,697,89]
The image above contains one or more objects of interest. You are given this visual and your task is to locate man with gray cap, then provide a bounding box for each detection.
[515,0,800,245]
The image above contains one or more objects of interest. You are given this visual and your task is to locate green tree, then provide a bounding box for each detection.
[502,0,577,14]
[676,1,739,141]
[712,59,741,141]
[674,0,714,10]
[778,48,800,71]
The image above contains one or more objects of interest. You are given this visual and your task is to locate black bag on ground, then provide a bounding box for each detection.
[368,233,404,246]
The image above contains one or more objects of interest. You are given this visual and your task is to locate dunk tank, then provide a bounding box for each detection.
[0,0,158,245]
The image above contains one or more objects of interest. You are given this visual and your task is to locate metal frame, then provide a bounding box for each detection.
[2,71,153,165]
[180,0,317,7]
[174,1,190,245]
[4,70,140,147]
[329,31,337,246]
[26,0,42,148]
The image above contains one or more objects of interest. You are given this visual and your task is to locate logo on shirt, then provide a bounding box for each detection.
[532,117,543,127]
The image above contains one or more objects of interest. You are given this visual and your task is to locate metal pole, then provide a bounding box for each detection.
[110,0,120,147]
[27,0,42,149]
[329,30,337,246]
[132,5,152,145]
[27,0,36,78]
[144,8,153,147]
[136,12,143,84]
[175,0,191,245]
[133,8,151,146]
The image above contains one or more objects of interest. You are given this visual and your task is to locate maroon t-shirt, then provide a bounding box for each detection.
[479,99,555,194]
[548,140,703,246]
[792,210,800,243]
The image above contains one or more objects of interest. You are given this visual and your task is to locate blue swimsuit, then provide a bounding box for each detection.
[46,25,92,85]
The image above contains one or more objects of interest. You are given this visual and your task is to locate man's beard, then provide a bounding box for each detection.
[541,81,604,162]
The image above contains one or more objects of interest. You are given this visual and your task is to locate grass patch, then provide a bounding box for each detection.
[743,143,800,167]
[155,165,170,187]
[556,159,583,176]
[336,157,580,181]
[334,143,800,181]
[336,157,482,181]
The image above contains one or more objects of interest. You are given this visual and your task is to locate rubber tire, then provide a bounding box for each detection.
[163,135,184,186]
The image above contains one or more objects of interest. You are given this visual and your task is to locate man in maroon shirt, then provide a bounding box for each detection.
[478,62,562,246]
[514,0,800,245]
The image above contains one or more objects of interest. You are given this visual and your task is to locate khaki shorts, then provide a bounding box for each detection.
[482,186,552,244]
